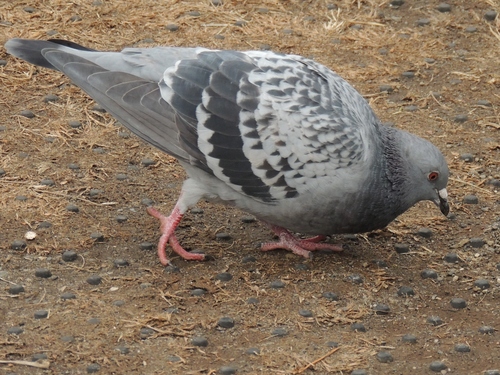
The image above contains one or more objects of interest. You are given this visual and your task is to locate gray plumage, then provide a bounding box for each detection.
[5,38,450,239]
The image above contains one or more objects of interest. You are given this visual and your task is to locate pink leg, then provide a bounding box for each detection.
[261,225,342,258]
[147,205,205,266]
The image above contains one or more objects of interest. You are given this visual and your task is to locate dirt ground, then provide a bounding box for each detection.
[1,0,499,374]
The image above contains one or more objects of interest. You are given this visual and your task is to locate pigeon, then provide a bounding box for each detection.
[5,38,450,265]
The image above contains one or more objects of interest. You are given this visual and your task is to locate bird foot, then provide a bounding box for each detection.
[261,226,342,258]
[147,206,205,266]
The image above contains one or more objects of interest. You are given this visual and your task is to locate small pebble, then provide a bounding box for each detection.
[417,227,432,238]
[478,326,495,334]
[92,104,106,113]
[41,178,55,186]
[455,343,471,352]
[374,304,390,315]
[8,326,23,335]
[397,286,415,296]
[436,3,451,12]
[270,280,286,289]
[191,288,206,296]
[395,243,410,254]
[474,279,490,290]
[16,195,28,201]
[373,259,388,267]
[116,215,128,223]
[429,361,447,372]
[87,363,100,373]
[60,335,75,342]
[351,370,368,375]
[34,310,48,319]
[90,232,104,242]
[484,371,500,375]
[140,242,154,250]
[463,195,479,204]
[427,316,443,326]
[166,23,179,31]
[140,327,155,339]
[295,263,309,271]
[88,318,100,325]
[38,221,52,229]
[376,351,393,363]
[68,120,82,128]
[404,105,418,112]
[454,114,468,123]
[259,44,271,51]
[477,99,492,107]
[87,275,102,285]
[416,18,430,26]
[241,255,256,263]
[211,0,223,5]
[460,153,474,162]
[167,355,181,362]
[113,300,125,306]
[218,317,235,328]
[8,285,25,295]
[61,292,76,300]
[421,269,438,279]
[484,10,497,21]
[469,238,484,248]
[216,232,231,240]
[219,366,237,375]
[245,347,260,355]
[20,109,35,118]
[43,94,59,103]
[450,298,467,309]
[142,198,154,206]
[465,26,477,33]
[326,341,339,348]
[298,309,313,317]
[241,216,256,223]
[401,71,415,78]
[32,353,48,361]
[348,274,363,284]
[271,327,288,337]
[444,253,458,263]
[89,189,103,197]
[215,272,232,281]
[141,158,155,166]
[424,58,435,64]
[351,323,366,332]
[11,240,27,250]
[116,173,128,181]
[68,163,80,170]
[0,168,5,177]
[487,179,500,187]
[191,336,209,347]
[35,268,52,278]
[62,250,78,262]
[114,259,129,267]
[322,292,339,301]
[390,0,404,6]
[234,20,246,27]
[66,204,79,213]
[379,84,394,93]
[402,334,417,343]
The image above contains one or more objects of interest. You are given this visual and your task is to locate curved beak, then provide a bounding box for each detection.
[434,188,449,216]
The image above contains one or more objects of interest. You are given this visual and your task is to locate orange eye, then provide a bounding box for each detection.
[428,172,439,181]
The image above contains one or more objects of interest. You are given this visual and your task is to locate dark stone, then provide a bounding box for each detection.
[429,361,447,372]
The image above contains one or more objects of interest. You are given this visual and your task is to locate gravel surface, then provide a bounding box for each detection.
[1,0,499,374]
